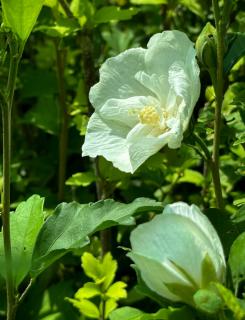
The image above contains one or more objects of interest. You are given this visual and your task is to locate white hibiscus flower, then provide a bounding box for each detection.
[128,202,226,306]
[82,30,200,173]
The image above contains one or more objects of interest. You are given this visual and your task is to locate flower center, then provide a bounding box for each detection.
[138,106,160,125]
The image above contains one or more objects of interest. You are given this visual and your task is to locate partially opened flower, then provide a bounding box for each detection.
[128,202,226,306]
[82,30,200,173]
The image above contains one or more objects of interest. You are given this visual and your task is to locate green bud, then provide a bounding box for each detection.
[194,289,223,315]
[196,23,217,81]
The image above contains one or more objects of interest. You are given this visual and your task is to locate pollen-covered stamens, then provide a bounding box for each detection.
[138,106,160,125]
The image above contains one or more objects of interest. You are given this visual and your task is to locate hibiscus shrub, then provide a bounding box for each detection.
[0,1,245,320]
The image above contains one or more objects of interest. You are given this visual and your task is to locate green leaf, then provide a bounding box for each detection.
[75,282,101,299]
[104,298,118,319]
[0,195,44,288]
[1,0,45,41]
[109,306,194,320]
[82,252,119,290]
[36,17,80,38]
[229,232,245,293]
[31,198,162,277]
[93,6,139,24]
[109,306,170,320]
[178,169,204,186]
[224,33,245,74]
[232,205,245,223]
[101,252,118,290]
[106,281,127,300]
[67,298,100,318]
[82,252,107,284]
[66,172,96,187]
[130,0,166,4]
[109,306,144,320]
[70,0,95,27]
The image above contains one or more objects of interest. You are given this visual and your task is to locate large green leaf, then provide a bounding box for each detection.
[1,0,45,41]
[31,198,162,277]
[228,232,245,293]
[0,195,44,288]
[109,306,194,320]
[224,33,245,74]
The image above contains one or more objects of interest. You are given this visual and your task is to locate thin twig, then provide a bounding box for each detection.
[58,0,74,18]
[18,279,34,305]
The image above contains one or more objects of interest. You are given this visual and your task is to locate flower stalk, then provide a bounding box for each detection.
[211,0,226,209]
[0,37,22,320]
[55,41,69,202]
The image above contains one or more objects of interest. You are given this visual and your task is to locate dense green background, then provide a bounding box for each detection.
[0,0,245,319]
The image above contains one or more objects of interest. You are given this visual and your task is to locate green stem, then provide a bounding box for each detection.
[0,44,21,319]
[218,310,226,320]
[211,0,225,209]
[80,30,111,255]
[55,41,69,202]
[58,0,74,18]
[99,299,106,320]
[1,97,15,320]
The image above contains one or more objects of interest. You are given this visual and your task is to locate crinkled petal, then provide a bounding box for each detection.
[130,213,220,286]
[126,123,172,172]
[168,61,200,131]
[89,48,152,110]
[99,95,157,129]
[163,202,226,281]
[165,117,183,149]
[145,30,200,130]
[134,71,169,106]
[145,30,197,78]
[82,113,132,172]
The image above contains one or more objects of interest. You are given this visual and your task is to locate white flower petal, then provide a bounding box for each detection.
[82,113,132,172]
[130,213,218,286]
[126,124,172,172]
[89,48,151,111]
[165,117,183,149]
[145,30,195,76]
[168,62,200,131]
[127,252,180,301]
[163,202,226,281]
[99,96,157,128]
[135,71,169,105]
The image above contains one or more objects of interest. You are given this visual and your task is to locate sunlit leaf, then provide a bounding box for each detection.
[67,298,100,318]
[66,172,96,187]
[0,195,44,288]
[31,198,162,277]
[1,0,45,41]
[75,282,101,299]
[93,6,139,24]
[106,282,127,300]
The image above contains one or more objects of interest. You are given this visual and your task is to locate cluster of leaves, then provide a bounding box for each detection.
[67,252,127,319]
